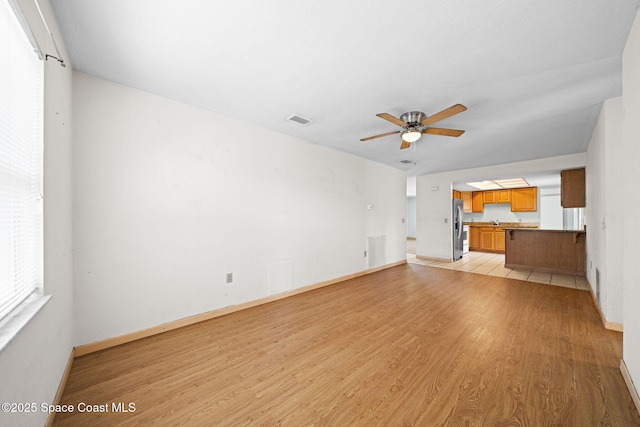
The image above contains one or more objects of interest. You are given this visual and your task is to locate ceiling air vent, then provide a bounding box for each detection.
[286,114,313,126]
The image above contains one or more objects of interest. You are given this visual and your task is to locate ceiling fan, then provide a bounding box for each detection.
[360,104,467,149]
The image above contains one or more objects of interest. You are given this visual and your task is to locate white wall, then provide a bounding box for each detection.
[622,7,640,405]
[540,187,563,230]
[406,197,416,238]
[72,72,406,346]
[0,1,74,426]
[416,154,586,260]
[586,97,624,324]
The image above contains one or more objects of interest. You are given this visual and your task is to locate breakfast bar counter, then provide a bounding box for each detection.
[504,228,586,276]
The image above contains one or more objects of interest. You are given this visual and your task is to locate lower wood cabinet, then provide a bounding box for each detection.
[480,227,495,251]
[470,226,504,253]
[495,229,505,252]
[469,226,480,250]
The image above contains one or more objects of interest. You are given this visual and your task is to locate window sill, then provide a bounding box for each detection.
[0,293,51,353]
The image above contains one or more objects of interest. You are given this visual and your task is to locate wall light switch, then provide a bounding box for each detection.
[226,273,233,283]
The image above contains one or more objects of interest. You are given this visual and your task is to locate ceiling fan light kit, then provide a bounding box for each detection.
[401,128,422,143]
[361,104,467,149]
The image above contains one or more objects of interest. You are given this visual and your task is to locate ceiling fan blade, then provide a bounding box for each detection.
[400,140,411,149]
[421,104,467,126]
[423,127,465,137]
[360,130,401,141]
[376,113,406,127]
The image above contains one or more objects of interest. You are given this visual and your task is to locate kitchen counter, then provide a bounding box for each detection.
[465,222,539,228]
[502,228,584,233]
[504,228,586,276]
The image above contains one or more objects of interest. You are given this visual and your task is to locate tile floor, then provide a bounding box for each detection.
[407,250,590,291]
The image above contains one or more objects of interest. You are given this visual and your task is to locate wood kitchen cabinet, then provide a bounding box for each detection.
[461,192,472,213]
[472,191,484,212]
[480,227,495,251]
[561,168,585,208]
[483,189,511,204]
[452,190,461,200]
[469,226,480,250]
[483,191,496,203]
[510,187,537,212]
[479,227,505,253]
[494,229,506,252]
[496,189,511,203]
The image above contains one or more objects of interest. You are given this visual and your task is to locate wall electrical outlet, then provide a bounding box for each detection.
[226,273,233,284]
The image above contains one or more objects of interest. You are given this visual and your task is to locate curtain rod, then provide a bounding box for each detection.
[33,0,66,67]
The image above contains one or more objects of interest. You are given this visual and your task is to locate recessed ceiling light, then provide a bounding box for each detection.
[466,178,530,190]
[466,180,502,190]
[494,178,530,188]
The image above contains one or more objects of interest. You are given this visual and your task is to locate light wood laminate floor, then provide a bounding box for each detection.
[54,264,639,426]
[407,240,589,290]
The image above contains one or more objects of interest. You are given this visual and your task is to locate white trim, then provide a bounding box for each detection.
[620,359,640,417]
[0,293,51,352]
[6,0,42,57]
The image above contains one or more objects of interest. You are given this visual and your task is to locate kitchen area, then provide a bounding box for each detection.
[452,168,586,277]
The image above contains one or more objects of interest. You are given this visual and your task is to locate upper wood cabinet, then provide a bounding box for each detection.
[511,187,538,212]
[483,190,496,203]
[452,190,462,199]
[496,189,511,203]
[461,192,472,213]
[483,189,511,204]
[472,191,484,212]
[561,168,585,208]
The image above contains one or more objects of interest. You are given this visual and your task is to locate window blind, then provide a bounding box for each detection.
[0,0,44,321]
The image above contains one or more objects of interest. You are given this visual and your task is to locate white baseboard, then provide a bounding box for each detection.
[585,278,623,332]
[621,359,640,417]
[75,260,407,356]
[45,348,75,427]
[416,255,451,263]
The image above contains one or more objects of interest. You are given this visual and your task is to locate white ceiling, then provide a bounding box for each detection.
[50,0,640,177]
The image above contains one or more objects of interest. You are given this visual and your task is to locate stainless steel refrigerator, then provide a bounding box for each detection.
[453,199,464,261]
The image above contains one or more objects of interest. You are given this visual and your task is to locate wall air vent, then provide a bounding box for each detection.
[400,160,414,164]
[286,114,312,126]
[596,268,600,305]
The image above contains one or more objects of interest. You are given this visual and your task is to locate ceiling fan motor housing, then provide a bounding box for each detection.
[400,111,426,126]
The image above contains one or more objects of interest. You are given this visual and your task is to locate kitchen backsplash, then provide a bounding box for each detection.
[464,203,541,223]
